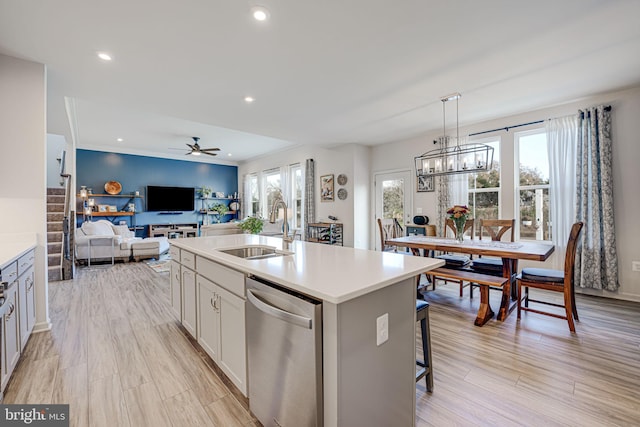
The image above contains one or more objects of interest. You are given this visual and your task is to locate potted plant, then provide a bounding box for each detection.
[211,203,228,222]
[199,186,213,199]
[238,216,264,234]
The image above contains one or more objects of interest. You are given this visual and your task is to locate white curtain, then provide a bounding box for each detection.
[243,174,252,218]
[546,115,579,269]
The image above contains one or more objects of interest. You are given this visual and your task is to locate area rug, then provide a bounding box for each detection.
[144,253,171,273]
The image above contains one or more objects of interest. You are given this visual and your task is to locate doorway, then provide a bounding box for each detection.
[374,170,412,250]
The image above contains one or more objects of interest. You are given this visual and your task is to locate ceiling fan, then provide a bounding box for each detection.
[175,137,220,156]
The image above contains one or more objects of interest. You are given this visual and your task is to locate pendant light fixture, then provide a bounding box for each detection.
[415,93,494,177]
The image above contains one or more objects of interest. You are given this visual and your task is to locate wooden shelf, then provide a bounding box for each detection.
[77,193,143,198]
[76,212,134,217]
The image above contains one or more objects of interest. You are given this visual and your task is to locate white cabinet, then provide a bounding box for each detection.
[181,265,197,337]
[169,260,182,320]
[171,247,248,396]
[216,283,246,394]
[196,275,246,395]
[197,276,219,361]
[18,265,35,350]
[2,283,20,391]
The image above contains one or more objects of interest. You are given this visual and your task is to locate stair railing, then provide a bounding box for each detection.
[60,172,72,260]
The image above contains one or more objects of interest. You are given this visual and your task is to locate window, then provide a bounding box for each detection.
[289,164,303,229]
[243,165,304,230]
[468,138,500,227]
[262,168,281,218]
[246,173,259,217]
[517,130,550,241]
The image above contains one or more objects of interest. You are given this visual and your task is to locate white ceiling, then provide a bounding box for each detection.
[1,0,640,163]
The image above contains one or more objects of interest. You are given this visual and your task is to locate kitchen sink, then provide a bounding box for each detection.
[219,245,293,260]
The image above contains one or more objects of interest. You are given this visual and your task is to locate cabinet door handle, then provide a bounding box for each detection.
[6,303,15,319]
[210,297,216,309]
[27,278,34,291]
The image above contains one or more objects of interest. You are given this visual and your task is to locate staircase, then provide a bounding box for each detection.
[47,188,66,281]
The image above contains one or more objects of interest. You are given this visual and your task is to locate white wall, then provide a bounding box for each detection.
[238,144,368,248]
[46,133,68,187]
[0,53,51,329]
[371,86,640,302]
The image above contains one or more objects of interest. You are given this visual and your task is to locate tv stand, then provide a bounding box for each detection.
[148,223,198,239]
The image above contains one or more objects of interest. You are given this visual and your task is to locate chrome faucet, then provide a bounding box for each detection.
[269,191,294,247]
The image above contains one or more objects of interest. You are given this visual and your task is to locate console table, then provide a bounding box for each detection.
[148,223,198,239]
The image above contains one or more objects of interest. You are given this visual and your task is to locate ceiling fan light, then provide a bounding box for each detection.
[191,151,201,156]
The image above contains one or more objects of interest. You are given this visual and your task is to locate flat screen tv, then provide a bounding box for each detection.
[146,186,195,212]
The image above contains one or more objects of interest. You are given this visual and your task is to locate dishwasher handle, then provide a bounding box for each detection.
[247,289,312,329]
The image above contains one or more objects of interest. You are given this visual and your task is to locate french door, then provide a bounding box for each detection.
[374,170,412,250]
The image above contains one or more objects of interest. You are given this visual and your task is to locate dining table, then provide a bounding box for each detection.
[386,235,555,325]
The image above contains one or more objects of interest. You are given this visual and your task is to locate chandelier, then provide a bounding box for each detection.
[415,93,494,177]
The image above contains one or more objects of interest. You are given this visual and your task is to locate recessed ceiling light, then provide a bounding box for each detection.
[97,52,112,61]
[228,153,232,157]
[116,138,123,142]
[251,6,270,21]
[244,96,255,103]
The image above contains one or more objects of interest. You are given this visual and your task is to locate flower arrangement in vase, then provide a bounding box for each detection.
[447,205,471,243]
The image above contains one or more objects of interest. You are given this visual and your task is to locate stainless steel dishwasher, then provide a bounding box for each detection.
[246,276,322,427]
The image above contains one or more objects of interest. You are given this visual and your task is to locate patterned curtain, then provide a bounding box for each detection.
[575,106,619,291]
[304,159,315,239]
[435,136,450,236]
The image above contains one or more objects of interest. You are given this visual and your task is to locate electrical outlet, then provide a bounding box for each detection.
[376,313,389,346]
[632,261,640,272]
[416,207,423,214]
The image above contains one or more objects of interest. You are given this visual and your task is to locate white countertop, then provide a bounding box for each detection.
[170,235,444,304]
[0,233,37,268]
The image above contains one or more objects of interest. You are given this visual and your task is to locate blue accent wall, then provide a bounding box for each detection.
[76,150,238,236]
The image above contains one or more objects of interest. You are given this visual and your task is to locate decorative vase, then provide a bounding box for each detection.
[453,217,466,243]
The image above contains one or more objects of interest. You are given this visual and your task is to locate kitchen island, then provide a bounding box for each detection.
[170,234,443,426]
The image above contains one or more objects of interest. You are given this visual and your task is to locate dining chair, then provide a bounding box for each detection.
[377,218,404,252]
[516,221,584,332]
[469,219,515,297]
[432,218,475,296]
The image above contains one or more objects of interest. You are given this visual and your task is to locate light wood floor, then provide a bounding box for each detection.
[416,280,640,426]
[4,264,640,426]
[4,263,257,427]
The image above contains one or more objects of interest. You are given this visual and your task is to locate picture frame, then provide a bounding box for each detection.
[417,175,434,192]
[108,205,118,212]
[97,204,109,212]
[320,174,334,202]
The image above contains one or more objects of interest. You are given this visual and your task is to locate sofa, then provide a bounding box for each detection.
[200,220,291,238]
[75,220,169,263]
[200,222,244,236]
